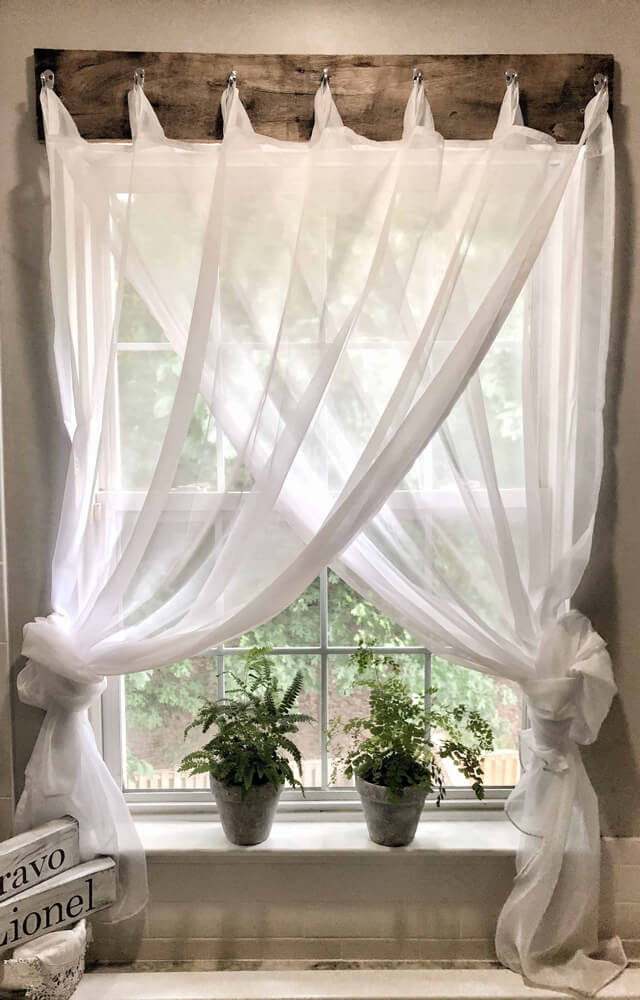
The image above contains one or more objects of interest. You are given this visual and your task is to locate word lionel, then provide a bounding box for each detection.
[0,876,97,948]
[0,848,66,898]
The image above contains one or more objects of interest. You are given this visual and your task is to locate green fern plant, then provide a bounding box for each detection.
[179,647,313,794]
[328,644,495,804]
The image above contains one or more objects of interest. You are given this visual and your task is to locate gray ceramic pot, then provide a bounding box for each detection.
[210,776,282,845]
[356,774,426,847]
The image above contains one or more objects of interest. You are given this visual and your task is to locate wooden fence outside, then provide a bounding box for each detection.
[128,751,519,791]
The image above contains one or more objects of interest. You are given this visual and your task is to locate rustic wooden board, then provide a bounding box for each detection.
[0,857,116,953]
[34,51,613,143]
[0,817,79,905]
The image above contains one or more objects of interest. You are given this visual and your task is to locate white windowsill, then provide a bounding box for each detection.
[136,813,519,861]
[128,789,510,819]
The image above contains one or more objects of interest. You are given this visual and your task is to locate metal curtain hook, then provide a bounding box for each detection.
[593,72,607,94]
[133,67,145,90]
[413,67,423,85]
[505,68,518,87]
[321,67,330,89]
[40,69,54,90]
[227,70,237,91]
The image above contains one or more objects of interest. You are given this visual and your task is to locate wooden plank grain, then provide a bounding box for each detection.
[0,817,79,905]
[0,857,116,954]
[33,51,613,143]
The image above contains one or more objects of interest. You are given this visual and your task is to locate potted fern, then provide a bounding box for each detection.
[179,647,312,845]
[329,645,495,846]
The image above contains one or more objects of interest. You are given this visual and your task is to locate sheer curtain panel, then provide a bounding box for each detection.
[20,69,621,994]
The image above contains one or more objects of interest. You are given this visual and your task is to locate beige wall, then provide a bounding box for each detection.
[1,0,639,836]
[0,368,12,839]
[92,830,640,964]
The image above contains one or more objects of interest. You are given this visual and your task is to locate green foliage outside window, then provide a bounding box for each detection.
[178,647,312,793]
[328,645,495,803]
[125,572,519,783]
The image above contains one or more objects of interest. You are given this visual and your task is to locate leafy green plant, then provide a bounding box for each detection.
[178,647,313,794]
[328,644,495,803]
[125,573,520,775]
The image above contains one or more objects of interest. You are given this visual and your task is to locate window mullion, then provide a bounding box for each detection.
[320,568,329,790]
[216,421,225,495]
[217,644,225,701]
[425,651,432,744]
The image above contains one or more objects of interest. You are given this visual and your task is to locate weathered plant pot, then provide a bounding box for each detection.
[210,776,282,845]
[356,775,426,847]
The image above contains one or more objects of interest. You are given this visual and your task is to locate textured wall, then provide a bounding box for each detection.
[90,823,640,965]
[0,0,638,835]
[0,367,12,840]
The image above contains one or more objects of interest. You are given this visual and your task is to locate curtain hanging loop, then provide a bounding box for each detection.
[40,69,55,91]
[413,67,423,85]
[593,72,608,94]
[227,70,237,92]
[505,68,518,86]
[320,67,330,89]
[133,67,145,90]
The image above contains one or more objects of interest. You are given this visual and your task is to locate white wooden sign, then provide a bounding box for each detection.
[0,857,117,953]
[0,817,79,904]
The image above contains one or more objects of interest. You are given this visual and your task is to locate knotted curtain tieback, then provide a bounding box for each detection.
[20,613,105,713]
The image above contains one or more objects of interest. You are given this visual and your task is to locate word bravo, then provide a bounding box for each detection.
[0,848,66,897]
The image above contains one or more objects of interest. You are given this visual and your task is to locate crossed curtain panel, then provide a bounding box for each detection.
[19,68,622,994]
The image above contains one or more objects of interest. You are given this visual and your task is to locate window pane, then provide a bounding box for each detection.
[327,652,520,790]
[328,651,426,787]
[432,657,521,787]
[327,571,420,646]
[117,351,218,490]
[125,653,218,790]
[229,577,321,648]
[430,315,524,492]
[125,652,322,791]
[224,651,322,788]
[118,280,169,343]
[479,338,524,488]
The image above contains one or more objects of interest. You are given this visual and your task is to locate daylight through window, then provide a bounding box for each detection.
[106,281,525,796]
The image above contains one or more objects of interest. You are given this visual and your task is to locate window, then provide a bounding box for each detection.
[116,566,522,798]
[100,283,524,802]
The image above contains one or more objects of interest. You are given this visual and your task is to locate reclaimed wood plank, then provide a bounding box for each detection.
[33,51,613,143]
[0,857,116,954]
[0,817,79,905]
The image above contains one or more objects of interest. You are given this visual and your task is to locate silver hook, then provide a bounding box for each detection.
[321,67,330,89]
[593,72,607,94]
[40,69,54,91]
[413,67,423,85]
[505,68,518,87]
[133,67,145,90]
[227,70,237,91]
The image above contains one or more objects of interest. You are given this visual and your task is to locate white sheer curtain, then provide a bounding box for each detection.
[19,70,621,993]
